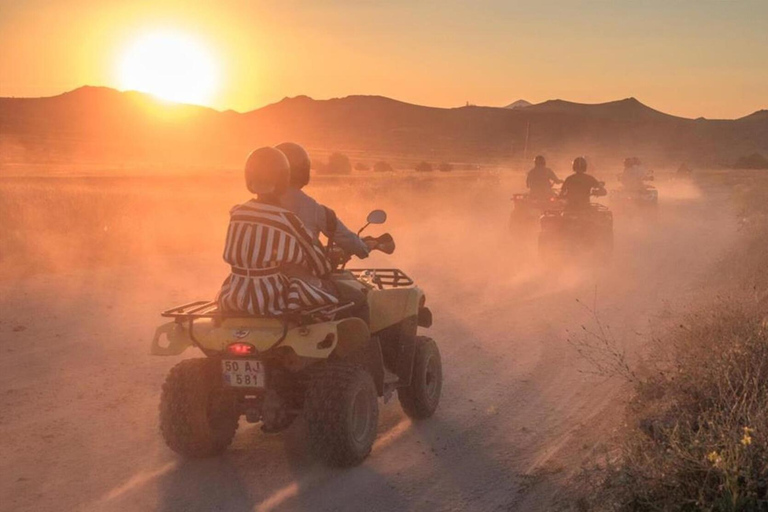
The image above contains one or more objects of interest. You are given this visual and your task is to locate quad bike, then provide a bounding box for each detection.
[150,210,440,467]
[538,185,613,263]
[509,189,563,233]
[610,171,658,213]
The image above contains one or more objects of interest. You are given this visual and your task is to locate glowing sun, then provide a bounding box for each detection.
[118,31,219,105]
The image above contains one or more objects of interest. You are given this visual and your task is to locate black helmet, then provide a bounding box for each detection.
[534,155,546,167]
[573,156,587,173]
[275,142,311,188]
[244,147,291,196]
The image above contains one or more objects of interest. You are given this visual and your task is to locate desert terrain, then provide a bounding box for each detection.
[0,168,742,511]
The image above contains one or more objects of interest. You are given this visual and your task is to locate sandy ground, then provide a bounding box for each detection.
[0,173,738,511]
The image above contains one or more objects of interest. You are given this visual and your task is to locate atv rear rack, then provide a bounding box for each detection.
[161,300,353,322]
[347,268,414,289]
[160,300,355,357]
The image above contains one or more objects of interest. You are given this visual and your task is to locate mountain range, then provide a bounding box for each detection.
[1,86,766,170]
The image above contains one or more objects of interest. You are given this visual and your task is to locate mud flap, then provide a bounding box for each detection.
[150,321,192,356]
[367,336,385,396]
[396,316,418,387]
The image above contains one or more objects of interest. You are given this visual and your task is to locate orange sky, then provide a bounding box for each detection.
[1,0,766,119]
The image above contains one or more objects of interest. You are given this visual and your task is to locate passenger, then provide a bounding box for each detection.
[526,155,563,201]
[217,147,338,316]
[275,142,370,259]
[560,157,606,210]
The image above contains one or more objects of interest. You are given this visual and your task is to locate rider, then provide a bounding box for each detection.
[275,142,371,259]
[526,155,563,201]
[560,157,606,210]
[217,147,338,316]
[620,157,647,192]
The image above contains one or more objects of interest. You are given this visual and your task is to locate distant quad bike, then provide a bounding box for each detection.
[150,210,441,467]
[539,188,613,263]
[509,190,563,233]
[610,171,658,214]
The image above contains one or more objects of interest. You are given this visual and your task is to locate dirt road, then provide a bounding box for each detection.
[0,174,737,511]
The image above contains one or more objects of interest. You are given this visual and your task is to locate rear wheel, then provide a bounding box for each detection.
[159,358,240,458]
[398,337,442,419]
[304,361,379,467]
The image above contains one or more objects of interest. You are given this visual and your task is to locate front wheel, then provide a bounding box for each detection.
[304,362,379,467]
[398,337,442,419]
[159,358,240,458]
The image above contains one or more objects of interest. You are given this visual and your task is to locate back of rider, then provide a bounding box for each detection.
[561,173,600,209]
[527,166,558,200]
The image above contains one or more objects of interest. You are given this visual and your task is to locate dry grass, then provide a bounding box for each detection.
[571,174,768,511]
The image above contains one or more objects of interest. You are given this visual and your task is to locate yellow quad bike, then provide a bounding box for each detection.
[150,210,440,467]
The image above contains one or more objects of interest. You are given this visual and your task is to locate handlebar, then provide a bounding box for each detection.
[329,233,395,270]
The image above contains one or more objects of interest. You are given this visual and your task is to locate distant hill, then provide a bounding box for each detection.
[505,100,532,109]
[1,86,766,170]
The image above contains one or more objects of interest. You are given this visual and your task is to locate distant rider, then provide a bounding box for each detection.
[276,142,371,258]
[526,155,562,201]
[560,157,606,210]
[217,147,338,316]
[620,157,647,192]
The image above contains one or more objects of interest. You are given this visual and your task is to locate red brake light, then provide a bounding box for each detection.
[227,342,256,356]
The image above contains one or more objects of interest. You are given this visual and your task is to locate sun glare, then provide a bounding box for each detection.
[118,31,219,106]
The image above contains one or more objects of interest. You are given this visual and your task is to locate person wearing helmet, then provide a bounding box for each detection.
[217,147,338,316]
[526,155,563,201]
[560,157,606,209]
[620,156,647,192]
[276,142,371,258]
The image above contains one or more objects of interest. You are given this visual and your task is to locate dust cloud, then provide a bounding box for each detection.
[0,168,742,511]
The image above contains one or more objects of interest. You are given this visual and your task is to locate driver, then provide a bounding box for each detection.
[526,155,563,201]
[217,147,338,316]
[560,157,605,210]
[275,142,371,258]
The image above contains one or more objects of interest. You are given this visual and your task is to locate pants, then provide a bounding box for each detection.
[331,279,370,325]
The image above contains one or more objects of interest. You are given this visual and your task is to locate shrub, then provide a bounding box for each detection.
[326,153,352,174]
[734,153,768,170]
[438,162,454,173]
[578,305,768,511]
[373,161,393,173]
[415,161,433,172]
[354,161,370,171]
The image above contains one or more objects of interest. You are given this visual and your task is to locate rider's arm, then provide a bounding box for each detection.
[548,168,563,184]
[283,212,333,278]
[317,205,370,259]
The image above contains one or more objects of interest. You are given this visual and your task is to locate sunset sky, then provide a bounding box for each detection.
[1,0,766,119]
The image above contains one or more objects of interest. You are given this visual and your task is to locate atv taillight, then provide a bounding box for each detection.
[227,342,256,356]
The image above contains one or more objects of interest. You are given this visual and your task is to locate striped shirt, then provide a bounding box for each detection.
[217,199,338,316]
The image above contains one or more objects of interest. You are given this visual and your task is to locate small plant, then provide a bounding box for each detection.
[438,162,454,172]
[415,161,433,172]
[373,161,393,173]
[326,152,352,174]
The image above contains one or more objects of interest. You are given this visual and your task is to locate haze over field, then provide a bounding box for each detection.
[3,0,768,511]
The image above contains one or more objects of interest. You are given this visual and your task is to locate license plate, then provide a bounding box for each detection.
[222,359,265,388]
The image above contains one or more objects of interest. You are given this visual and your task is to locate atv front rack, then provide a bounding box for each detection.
[347,268,414,289]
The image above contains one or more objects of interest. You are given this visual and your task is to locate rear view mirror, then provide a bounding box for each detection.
[367,210,387,225]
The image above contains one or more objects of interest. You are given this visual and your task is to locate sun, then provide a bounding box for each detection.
[118,31,219,105]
